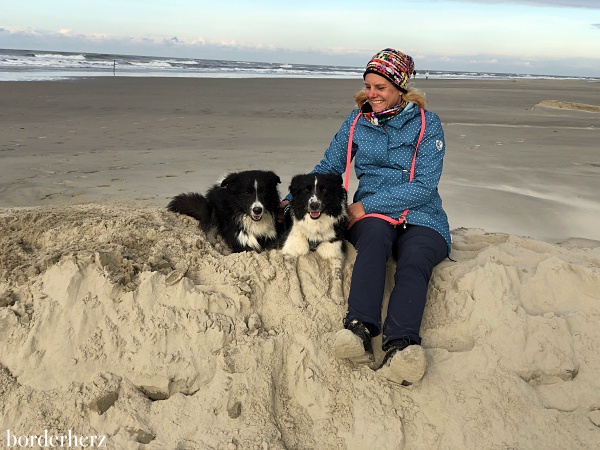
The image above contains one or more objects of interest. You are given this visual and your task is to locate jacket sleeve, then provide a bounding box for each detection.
[361,111,445,215]
[312,111,359,175]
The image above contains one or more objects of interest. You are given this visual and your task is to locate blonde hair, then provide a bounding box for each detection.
[354,84,428,109]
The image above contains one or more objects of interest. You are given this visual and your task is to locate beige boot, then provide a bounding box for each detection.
[332,320,374,364]
[378,345,426,385]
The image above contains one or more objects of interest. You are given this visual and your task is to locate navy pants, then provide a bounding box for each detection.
[345,218,448,348]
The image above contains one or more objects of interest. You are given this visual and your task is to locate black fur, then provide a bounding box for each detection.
[281,173,348,259]
[168,170,281,253]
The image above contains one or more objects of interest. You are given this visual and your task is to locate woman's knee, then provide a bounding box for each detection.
[395,229,447,269]
[351,218,396,251]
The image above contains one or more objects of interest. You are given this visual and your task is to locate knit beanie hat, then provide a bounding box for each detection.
[363,48,414,92]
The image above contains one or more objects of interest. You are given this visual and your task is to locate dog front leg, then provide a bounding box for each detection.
[315,240,343,261]
[281,230,310,257]
[316,240,345,305]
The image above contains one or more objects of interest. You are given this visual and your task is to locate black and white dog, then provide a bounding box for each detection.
[167,170,281,253]
[281,173,348,260]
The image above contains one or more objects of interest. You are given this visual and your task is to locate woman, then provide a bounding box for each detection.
[286,49,451,385]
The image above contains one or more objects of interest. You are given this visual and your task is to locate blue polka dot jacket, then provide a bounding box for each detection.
[314,102,452,254]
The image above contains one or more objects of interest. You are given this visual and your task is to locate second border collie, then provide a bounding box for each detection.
[282,173,348,260]
[167,170,281,253]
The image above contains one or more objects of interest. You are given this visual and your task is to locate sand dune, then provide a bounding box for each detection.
[1,205,599,449]
[535,100,600,113]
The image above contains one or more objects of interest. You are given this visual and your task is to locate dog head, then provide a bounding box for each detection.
[221,170,281,221]
[289,173,346,221]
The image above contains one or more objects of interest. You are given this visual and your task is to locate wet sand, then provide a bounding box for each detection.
[1,77,599,241]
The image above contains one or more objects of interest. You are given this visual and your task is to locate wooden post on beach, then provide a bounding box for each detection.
[113,60,116,76]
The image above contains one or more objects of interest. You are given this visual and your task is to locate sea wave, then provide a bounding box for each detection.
[34,53,86,60]
[1,48,598,82]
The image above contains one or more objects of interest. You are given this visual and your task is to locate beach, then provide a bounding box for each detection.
[2,77,599,241]
[1,77,600,449]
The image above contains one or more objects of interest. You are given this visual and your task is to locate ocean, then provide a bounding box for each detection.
[1,48,597,82]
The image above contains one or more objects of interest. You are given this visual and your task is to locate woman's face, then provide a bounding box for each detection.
[364,73,402,112]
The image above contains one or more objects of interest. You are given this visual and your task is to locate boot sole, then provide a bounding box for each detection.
[333,329,373,363]
[377,345,426,385]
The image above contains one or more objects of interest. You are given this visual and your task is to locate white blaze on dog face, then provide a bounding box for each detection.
[250,179,265,221]
[308,176,322,219]
[308,177,318,204]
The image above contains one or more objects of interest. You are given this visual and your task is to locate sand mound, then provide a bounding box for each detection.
[1,206,600,449]
[535,100,600,113]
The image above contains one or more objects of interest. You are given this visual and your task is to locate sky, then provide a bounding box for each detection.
[1,0,599,77]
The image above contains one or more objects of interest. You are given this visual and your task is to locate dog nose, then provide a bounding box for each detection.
[252,206,263,215]
[309,201,321,211]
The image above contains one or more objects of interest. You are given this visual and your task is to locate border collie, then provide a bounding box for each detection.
[281,173,348,260]
[167,170,281,253]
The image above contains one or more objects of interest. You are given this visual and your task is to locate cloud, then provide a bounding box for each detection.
[436,0,600,8]
[426,51,600,77]
[467,58,499,65]
[593,24,600,29]
[1,26,598,77]
[0,27,272,54]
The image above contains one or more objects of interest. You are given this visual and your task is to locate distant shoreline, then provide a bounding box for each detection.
[2,48,598,82]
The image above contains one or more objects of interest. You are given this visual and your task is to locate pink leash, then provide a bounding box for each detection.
[344,108,426,227]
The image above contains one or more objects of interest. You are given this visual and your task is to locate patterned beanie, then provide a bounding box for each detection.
[363,48,414,92]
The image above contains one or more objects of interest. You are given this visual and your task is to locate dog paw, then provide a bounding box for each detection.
[282,252,301,266]
[281,244,309,258]
[315,241,343,260]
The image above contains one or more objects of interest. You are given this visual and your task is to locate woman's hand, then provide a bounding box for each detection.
[347,201,365,229]
[277,200,290,224]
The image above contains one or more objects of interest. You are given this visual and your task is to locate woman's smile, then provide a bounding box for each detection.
[364,73,402,112]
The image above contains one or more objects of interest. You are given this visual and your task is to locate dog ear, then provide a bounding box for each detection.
[288,174,304,195]
[267,171,281,185]
[221,172,239,188]
[324,173,344,186]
